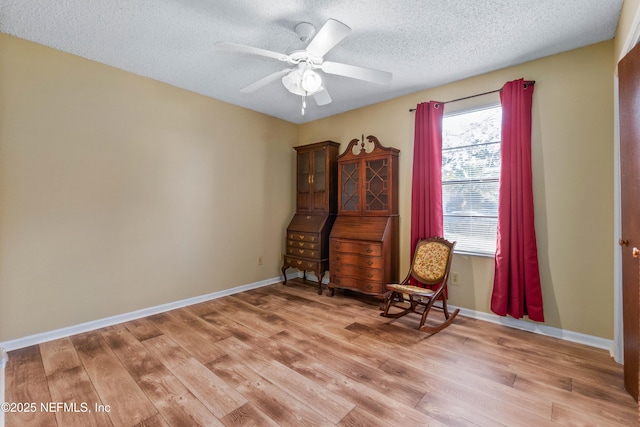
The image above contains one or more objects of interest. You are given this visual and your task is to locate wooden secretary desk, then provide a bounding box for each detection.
[328,135,399,300]
[282,141,339,294]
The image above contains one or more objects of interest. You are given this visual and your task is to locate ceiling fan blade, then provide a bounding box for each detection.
[241,69,291,93]
[321,61,392,84]
[305,19,351,57]
[214,41,289,62]
[313,88,332,106]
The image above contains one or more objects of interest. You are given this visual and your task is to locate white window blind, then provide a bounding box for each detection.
[442,105,501,256]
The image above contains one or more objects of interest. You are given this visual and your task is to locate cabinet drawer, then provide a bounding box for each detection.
[288,240,318,250]
[330,274,383,294]
[331,239,381,256]
[331,263,382,281]
[331,253,383,269]
[288,232,319,243]
[286,247,319,258]
[284,256,318,271]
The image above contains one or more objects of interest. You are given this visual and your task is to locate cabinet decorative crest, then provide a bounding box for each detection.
[340,135,399,158]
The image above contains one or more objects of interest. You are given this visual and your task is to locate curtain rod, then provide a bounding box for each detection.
[409,80,535,112]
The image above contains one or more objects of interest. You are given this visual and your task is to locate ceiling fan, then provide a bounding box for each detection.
[215,19,392,115]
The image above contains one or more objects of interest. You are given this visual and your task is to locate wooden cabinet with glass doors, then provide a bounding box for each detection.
[328,135,399,299]
[282,141,339,294]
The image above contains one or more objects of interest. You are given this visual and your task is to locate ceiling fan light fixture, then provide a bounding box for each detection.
[282,67,323,97]
[282,69,303,95]
[301,69,322,93]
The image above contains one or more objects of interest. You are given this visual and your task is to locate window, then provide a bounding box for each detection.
[442,105,501,256]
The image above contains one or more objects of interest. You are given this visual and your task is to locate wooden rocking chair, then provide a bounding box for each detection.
[381,237,459,333]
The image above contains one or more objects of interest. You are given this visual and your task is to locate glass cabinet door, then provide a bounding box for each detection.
[313,149,326,192]
[364,158,389,213]
[310,149,327,213]
[297,151,311,211]
[340,161,360,212]
[298,152,310,193]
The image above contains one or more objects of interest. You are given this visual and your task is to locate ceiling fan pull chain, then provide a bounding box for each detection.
[301,95,306,115]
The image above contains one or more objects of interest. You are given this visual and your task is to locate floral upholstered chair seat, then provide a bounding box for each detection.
[385,283,435,296]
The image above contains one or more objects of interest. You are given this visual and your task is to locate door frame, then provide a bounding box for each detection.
[614,5,640,363]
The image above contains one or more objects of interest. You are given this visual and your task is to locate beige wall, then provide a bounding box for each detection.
[300,40,615,339]
[0,34,298,342]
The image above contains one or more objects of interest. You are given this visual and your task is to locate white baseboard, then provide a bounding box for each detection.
[0,273,296,352]
[0,274,613,360]
[451,305,615,358]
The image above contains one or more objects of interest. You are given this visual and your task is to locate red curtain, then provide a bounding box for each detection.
[411,102,444,287]
[491,79,544,321]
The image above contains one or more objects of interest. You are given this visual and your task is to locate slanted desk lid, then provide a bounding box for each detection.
[287,214,330,233]
[329,216,392,241]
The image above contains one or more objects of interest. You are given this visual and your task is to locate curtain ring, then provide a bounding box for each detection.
[433,103,440,109]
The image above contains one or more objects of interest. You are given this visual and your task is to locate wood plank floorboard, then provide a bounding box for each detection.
[4,278,637,426]
[5,346,57,427]
[102,325,220,426]
[208,354,333,426]
[71,331,157,427]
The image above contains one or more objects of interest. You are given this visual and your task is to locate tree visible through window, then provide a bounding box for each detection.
[442,105,501,255]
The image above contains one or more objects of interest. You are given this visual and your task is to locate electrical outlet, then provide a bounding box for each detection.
[450,272,460,286]
[257,256,263,266]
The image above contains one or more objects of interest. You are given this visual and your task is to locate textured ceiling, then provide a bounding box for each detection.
[0,1,624,124]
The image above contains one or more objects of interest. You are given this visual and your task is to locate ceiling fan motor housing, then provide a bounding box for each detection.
[294,22,316,42]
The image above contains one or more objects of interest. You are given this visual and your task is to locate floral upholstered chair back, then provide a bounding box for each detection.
[411,239,453,285]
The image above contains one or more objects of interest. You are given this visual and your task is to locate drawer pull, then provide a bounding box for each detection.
[366,248,373,253]
[296,260,303,265]
[298,242,304,246]
[299,235,305,239]
[335,245,341,250]
[366,284,372,290]
[298,250,304,254]
[336,267,341,272]
[367,260,373,265]
[306,216,312,219]
[336,256,341,261]
[367,273,373,278]
[311,237,316,242]
[289,234,294,239]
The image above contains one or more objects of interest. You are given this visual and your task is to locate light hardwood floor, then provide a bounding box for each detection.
[5,278,638,426]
